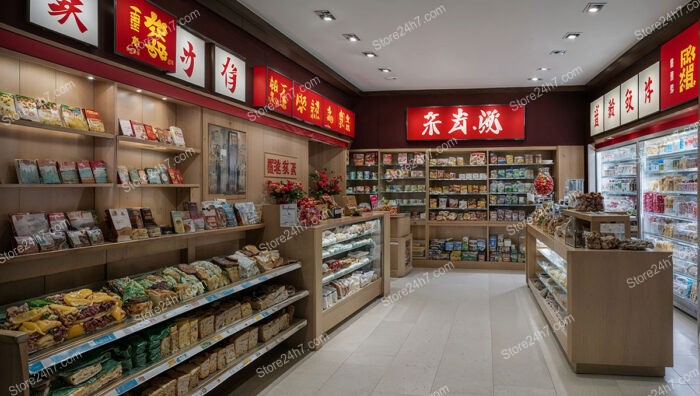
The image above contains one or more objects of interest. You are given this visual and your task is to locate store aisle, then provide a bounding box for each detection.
[251,270,699,396]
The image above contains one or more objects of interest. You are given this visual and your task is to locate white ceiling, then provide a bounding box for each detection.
[237,0,688,91]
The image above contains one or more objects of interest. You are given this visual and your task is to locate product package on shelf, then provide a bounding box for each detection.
[14,95,39,122]
[428,237,486,262]
[36,98,62,126]
[15,159,41,184]
[60,104,89,131]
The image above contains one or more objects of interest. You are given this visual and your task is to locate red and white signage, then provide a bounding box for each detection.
[604,87,620,131]
[406,105,525,141]
[264,153,298,178]
[661,22,699,110]
[29,0,99,46]
[169,26,205,87]
[620,75,639,126]
[252,67,293,116]
[292,82,323,127]
[214,46,246,102]
[115,0,177,72]
[639,62,660,118]
[590,96,605,136]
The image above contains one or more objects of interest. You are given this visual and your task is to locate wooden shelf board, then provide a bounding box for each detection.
[0,183,114,188]
[4,224,265,265]
[2,119,115,139]
[117,135,201,154]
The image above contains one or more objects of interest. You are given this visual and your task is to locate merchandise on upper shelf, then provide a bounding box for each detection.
[14,159,110,185]
[0,91,107,133]
[429,197,486,210]
[117,165,184,186]
[489,168,535,180]
[382,152,425,166]
[119,119,187,147]
[430,210,487,222]
[347,170,378,180]
[428,152,485,166]
[430,184,487,194]
[489,152,545,165]
[430,169,488,180]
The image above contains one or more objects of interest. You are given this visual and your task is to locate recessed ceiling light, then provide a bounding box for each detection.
[343,33,360,42]
[379,68,391,73]
[564,32,582,40]
[385,76,398,80]
[162,97,167,101]
[528,77,542,81]
[314,10,335,21]
[550,50,568,55]
[87,75,94,80]
[538,67,550,71]
[584,2,606,13]
[362,51,377,58]
[136,89,143,93]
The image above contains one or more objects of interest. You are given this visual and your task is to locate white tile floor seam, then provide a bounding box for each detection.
[250,269,698,396]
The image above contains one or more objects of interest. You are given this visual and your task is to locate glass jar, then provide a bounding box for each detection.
[534,167,554,196]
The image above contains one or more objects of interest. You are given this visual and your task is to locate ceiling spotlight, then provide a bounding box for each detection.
[136,89,143,93]
[385,76,398,80]
[362,51,377,58]
[86,75,94,80]
[343,33,360,42]
[162,97,167,101]
[584,2,606,13]
[528,77,542,81]
[550,50,568,55]
[564,32,582,40]
[314,10,335,21]
[538,67,550,71]
[379,68,391,73]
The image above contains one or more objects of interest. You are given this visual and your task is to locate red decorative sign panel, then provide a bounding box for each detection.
[292,82,323,127]
[252,67,292,116]
[336,105,355,137]
[661,22,699,110]
[264,153,298,178]
[115,0,177,72]
[323,100,340,132]
[407,105,525,141]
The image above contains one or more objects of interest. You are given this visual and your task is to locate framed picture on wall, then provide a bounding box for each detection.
[206,124,247,198]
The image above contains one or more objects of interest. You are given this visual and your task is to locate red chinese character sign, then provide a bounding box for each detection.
[323,101,340,132]
[115,0,177,72]
[168,26,205,87]
[29,0,98,46]
[292,82,323,127]
[264,153,298,179]
[406,105,525,141]
[214,46,246,102]
[661,22,699,110]
[253,67,293,116]
[603,87,620,131]
[337,105,355,137]
[620,75,638,126]
[639,62,660,118]
[590,96,605,136]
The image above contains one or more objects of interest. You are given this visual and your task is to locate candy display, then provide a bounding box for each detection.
[534,168,554,196]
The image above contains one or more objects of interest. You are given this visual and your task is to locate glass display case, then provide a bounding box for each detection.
[640,128,698,317]
[534,240,568,320]
[596,143,638,214]
[320,218,383,310]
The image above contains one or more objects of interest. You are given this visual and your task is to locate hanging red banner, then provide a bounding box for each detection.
[660,22,699,110]
[115,0,177,72]
[252,66,293,116]
[292,82,323,127]
[407,105,525,141]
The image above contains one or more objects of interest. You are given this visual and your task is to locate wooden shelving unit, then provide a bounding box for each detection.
[0,119,116,139]
[526,224,673,376]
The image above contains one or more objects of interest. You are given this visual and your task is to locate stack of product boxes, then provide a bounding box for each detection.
[428,237,487,262]
[489,234,526,263]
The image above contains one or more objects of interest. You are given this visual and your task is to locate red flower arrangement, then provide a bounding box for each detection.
[267,180,305,204]
[309,169,343,198]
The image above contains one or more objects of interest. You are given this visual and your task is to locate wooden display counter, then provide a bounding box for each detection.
[262,206,390,347]
[526,224,673,376]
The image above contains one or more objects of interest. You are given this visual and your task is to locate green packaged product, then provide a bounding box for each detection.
[147,348,161,363]
[120,358,133,372]
[144,325,171,345]
[127,335,147,355]
[133,353,148,368]
[112,343,134,359]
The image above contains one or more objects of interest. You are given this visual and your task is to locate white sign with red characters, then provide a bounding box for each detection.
[604,87,621,131]
[620,75,638,126]
[169,26,205,87]
[29,0,98,46]
[214,46,246,102]
[590,96,605,136]
[638,62,660,118]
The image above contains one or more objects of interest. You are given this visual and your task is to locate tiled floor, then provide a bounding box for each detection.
[241,269,699,396]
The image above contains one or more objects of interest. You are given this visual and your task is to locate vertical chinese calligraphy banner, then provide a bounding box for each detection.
[639,62,660,118]
[660,21,699,110]
[214,46,246,102]
[292,82,323,127]
[115,0,177,72]
[29,0,99,46]
[264,152,298,179]
[337,105,355,138]
[620,75,639,126]
[603,86,621,131]
[590,96,605,136]
[323,100,340,132]
[169,26,205,87]
[406,105,524,141]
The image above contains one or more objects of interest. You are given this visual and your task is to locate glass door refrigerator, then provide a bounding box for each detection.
[596,144,639,237]
[639,126,698,318]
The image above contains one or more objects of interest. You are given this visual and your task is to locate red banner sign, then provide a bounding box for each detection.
[115,0,177,72]
[407,105,525,141]
[661,22,699,110]
[292,82,323,127]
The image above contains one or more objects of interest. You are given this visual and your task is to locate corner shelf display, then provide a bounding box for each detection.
[0,258,308,395]
[346,150,380,206]
[640,128,698,317]
[262,208,390,346]
[596,143,639,237]
[526,223,672,376]
[379,150,428,219]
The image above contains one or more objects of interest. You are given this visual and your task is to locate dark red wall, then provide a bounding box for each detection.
[351,91,588,149]
[0,0,357,109]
